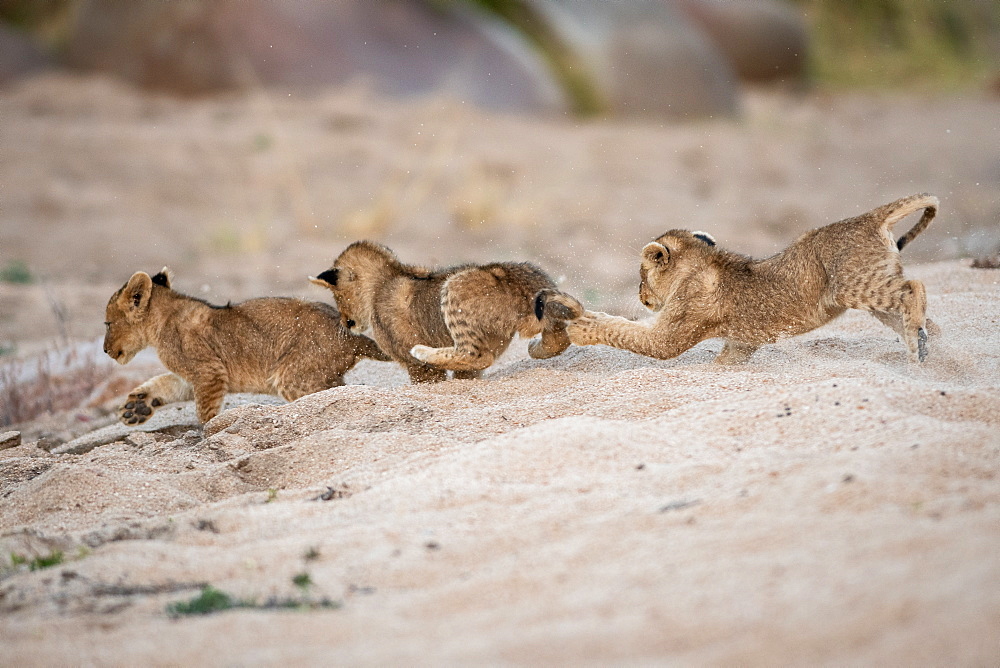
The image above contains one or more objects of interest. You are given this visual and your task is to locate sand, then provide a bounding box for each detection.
[1,75,999,665]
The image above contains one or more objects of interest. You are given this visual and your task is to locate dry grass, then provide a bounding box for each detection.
[0,344,115,427]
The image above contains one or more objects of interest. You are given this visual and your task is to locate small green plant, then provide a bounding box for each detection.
[167,586,248,617]
[0,260,33,284]
[166,585,340,617]
[8,550,64,571]
[292,572,312,591]
[265,488,278,503]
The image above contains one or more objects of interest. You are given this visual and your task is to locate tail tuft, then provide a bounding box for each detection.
[534,289,584,321]
[886,193,938,251]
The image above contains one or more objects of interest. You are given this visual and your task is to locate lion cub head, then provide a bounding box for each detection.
[104,268,171,364]
[310,241,399,333]
[638,230,717,311]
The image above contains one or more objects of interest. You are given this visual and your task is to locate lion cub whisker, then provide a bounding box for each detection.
[104,268,388,425]
[537,193,940,365]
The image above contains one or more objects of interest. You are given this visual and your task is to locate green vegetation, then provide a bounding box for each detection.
[292,572,313,591]
[8,550,64,571]
[793,0,1000,89]
[0,260,33,284]
[166,586,250,616]
[166,584,340,617]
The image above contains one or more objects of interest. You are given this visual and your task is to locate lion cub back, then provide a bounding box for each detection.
[205,298,370,390]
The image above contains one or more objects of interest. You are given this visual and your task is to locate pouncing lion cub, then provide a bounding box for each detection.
[538,193,940,364]
[309,241,573,383]
[104,269,388,425]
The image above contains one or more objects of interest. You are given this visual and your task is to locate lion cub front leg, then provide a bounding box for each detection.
[120,373,193,425]
[714,340,759,365]
[190,365,229,424]
[567,311,705,361]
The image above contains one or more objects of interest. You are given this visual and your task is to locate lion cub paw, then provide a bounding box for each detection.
[409,345,435,363]
[119,391,163,426]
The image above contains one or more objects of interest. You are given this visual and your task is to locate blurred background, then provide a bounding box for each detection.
[1,0,999,427]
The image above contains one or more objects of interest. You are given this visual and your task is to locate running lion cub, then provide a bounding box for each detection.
[104,269,388,425]
[538,193,940,364]
[309,241,573,383]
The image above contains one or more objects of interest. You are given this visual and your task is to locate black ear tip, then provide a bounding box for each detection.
[692,232,716,247]
[151,271,171,287]
[315,268,339,286]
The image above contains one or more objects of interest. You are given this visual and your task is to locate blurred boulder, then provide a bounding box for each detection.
[64,0,565,112]
[676,0,809,83]
[525,0,740,118]
[0,23,53,85]
[59,0,755,119]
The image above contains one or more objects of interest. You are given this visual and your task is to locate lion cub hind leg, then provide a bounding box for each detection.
[410,343,499,372]
[714,340,759,365]
[120,372,193,425]
[900,279,930,362]
[864,279,930,362]
[410,270,517,372]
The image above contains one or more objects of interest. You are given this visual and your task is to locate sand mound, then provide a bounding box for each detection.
[2,260,998,664]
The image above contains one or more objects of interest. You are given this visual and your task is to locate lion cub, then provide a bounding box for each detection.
[539,193,940,364]
[104,269,388,425]
[309,241,572,383]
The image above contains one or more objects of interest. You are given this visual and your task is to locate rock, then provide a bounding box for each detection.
[0,430,22,449]
[524,0,740,118]
[53,394,283,455]
[676,0,809,84]
[63,0,564,112]
[0,23,53,86]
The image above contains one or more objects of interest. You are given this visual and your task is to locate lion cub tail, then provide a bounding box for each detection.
[534,289,584,322]
[883,193,939,251]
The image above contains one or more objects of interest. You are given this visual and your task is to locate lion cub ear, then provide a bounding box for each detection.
[150,267,172,288]
[309,268,339,288]
[119,271,153,319]
[641,242,670,266]
[692,231,717,247]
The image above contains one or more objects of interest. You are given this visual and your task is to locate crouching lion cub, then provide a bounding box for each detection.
[309,241,572,383]
[104,269,388,425]
[538,193,940,364]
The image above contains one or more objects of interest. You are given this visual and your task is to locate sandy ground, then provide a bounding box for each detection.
[1,75,999,664]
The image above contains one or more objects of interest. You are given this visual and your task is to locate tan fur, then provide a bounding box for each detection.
[539,194,940,364]
[310,241,572,383]
[104,269,388,425]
